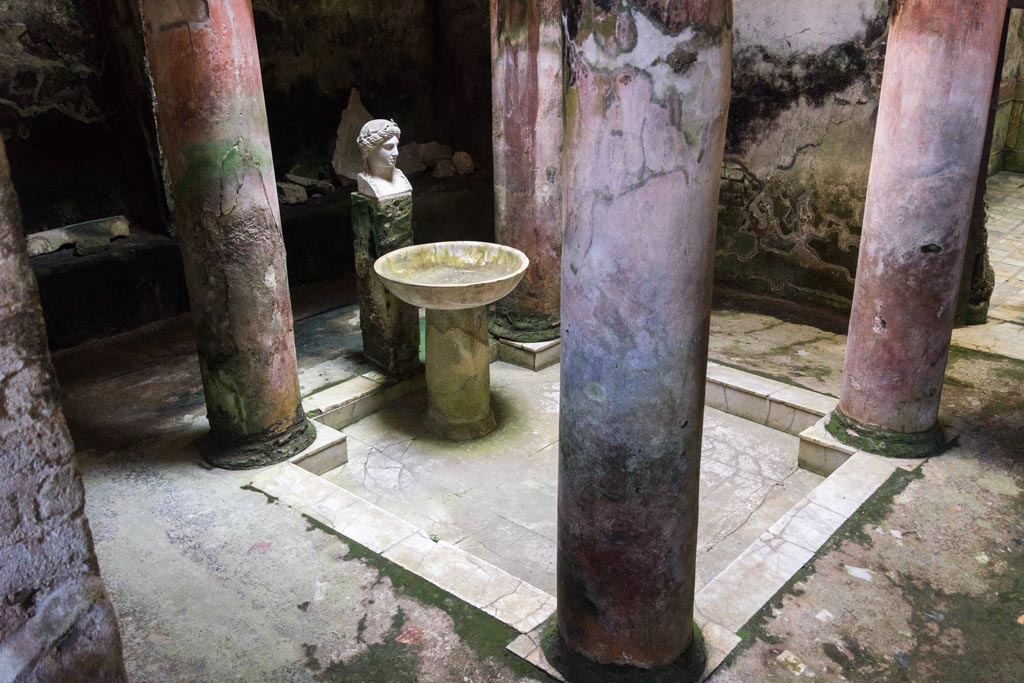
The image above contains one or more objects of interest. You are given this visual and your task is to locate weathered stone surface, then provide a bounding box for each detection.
[832,0,1007,454]
[424,308,496,440]
[432,159,457,179]
[549,1,732,679]
[489,0,562,343]
[331,88,374,181]
[276,181,308,205]
[141,0,314,468]
[0,138,127,683]
[452,151,475,175]
[351,193,420,376]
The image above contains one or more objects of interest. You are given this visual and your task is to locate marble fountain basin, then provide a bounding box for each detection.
[374,241,529,441]
[373,241,529,310]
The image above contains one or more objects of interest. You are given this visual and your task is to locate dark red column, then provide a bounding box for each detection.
[544,2,733,681]
[829,0,1008,456]
[489,0,563,342]
[0,139,128,683]
[140,0,314,468]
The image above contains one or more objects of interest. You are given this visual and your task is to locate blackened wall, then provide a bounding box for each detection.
[716,0,890,314]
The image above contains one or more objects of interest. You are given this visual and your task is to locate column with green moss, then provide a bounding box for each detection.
[351,193,421,375]
[141,0,314,468]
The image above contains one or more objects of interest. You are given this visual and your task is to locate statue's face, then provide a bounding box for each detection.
[368,135,400,177]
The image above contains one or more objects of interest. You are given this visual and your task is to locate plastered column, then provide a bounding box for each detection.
[141,0,314,468]
[829,0,1008,457]
[544,2,733,681]
[489,0,563,342]
[0,138,128,683]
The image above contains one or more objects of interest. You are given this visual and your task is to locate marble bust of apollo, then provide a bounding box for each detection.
[356,119,412,200]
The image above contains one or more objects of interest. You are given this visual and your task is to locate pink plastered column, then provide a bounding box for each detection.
[829,0,1008,456]
[489,0,563,342]
[141,0,314,468]
[544,2,732,681]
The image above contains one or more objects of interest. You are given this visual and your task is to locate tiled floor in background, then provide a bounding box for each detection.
[985,171,1024,323]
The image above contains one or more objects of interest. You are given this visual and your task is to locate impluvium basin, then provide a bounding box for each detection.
[375,241,529,440]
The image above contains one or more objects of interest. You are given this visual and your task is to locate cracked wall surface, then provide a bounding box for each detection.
[716,0,890,314]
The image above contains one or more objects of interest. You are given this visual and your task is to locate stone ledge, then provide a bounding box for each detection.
[247,463,556,634]
[695,451,908,636]
[705,362,838,436]
[305,371,427,430]
[496,337,561,371]
[288,421,348,475]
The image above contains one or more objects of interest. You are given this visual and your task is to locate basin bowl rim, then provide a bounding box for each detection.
[374,240,530,289]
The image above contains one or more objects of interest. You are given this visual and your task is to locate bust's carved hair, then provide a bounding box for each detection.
[357,119,401,157]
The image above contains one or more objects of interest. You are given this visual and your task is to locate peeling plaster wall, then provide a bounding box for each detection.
[715,0,890,313]
[0,1,135,234]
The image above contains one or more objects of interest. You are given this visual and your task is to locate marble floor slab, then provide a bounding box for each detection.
[320,361,823,596]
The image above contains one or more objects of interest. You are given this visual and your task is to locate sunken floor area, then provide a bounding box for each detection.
[54,291,1024,682]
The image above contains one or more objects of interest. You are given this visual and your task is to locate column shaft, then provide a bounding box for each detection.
[831,0,1008,456]
[489,0,563,342]
[141,0,314,468]
[546,2,732,680]
[0,139,128,682]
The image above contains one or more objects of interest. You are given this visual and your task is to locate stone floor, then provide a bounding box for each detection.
[52,293,1024,682]
[985,171,1024,323]
[322,362,822,596]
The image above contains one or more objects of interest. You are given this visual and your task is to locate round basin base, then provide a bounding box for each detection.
[427,406,497,442]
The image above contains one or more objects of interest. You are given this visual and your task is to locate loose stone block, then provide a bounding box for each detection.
[351,192,421,376]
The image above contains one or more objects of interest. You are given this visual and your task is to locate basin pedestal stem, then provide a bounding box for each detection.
[425,307,496,441]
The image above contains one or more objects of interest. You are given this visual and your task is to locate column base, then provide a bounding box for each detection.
[202,415,317,470]
[488,311,560,343]
[541,619,707,683]
[426,406,497,442]
[826,409,946,459]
